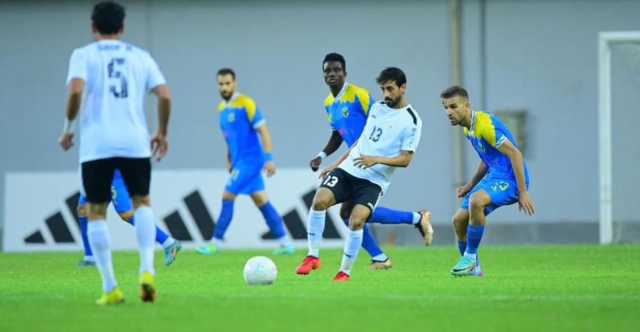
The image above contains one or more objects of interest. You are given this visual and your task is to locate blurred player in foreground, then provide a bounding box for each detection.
[59,1,171,304]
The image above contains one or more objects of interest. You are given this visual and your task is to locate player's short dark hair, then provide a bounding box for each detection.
[376,67,406,87]
[92,1,125,35]
[322,53,346,72]
[440,86,469,99]
[217,68,236,80]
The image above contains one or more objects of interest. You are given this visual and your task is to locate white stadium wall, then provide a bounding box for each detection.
[3,168,346,252]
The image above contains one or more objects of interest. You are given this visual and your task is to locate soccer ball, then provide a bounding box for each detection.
[243,256,277,285]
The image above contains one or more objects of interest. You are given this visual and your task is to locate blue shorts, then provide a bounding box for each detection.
[225,163,265,195]
[461,176,527,216]
[78,171,133,214]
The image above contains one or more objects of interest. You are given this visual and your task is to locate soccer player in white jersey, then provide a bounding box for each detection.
[296,67,422,281]
[58,1,171,305]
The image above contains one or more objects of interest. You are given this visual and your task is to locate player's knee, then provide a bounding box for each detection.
[469,194,488,211]
[77,205,88,218]
[348,218,365,230]
[348,207,370,230]
[222,192,237,201]
[88,203,108,220]
[340,204,353,220]
[132,195,151,209]
[313,198,331,211]
[312,189,334,210]
[119,211,134,222]
[251,192,268,207]
[452,212,467,226]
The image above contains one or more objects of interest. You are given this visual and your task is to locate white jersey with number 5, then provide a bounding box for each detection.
[339,101,422,193]
[66,40,166,163]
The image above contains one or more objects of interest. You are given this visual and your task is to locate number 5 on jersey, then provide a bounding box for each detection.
[108,58,128,98]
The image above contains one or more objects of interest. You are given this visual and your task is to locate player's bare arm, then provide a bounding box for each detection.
[151,84,171,161]
[354,150,414,169]
[256,124,276,177]
[457,161,488,198]
[497,140,535,215]
[59,78,85,151]
[319,146,353,179]
[310,130,343,172]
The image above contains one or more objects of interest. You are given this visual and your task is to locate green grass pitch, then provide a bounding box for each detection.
[1,245,639,332]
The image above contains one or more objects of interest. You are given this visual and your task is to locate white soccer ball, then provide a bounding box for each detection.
[243,256,277,285]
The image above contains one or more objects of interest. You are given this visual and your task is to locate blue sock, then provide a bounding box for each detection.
[466,224,485,255]
[259,202,286,239]
[213,200,234,240]
[369,207,415,225]
[79,216,92,257]
[458,240,466,256]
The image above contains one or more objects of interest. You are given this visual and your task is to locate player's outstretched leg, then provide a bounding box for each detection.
[452,192,489,277]
[251,192,295,255]
[340,203,392,270]
[362,224,393,270]
[196,197,234,256]
[297,188,336,275]
[369,207,434,246]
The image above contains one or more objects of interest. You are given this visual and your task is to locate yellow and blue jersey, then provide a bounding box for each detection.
[324,83,374,147]
[218,93,266,167]
[464,111,530,183]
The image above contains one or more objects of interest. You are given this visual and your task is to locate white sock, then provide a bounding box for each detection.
[161,237,176,249]
[134,207,156,275]
[412,212,421,225]
[84,255,95,262]
[307,209,326,257]
[372,253,389,262]
[277,234,292,247]
[339,229,364,275]
[213,237,224,248]
[87,220,117,292]
[464,252,478,261]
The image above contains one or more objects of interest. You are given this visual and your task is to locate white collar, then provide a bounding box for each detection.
[223,92,241,106]
[469,110,477,131]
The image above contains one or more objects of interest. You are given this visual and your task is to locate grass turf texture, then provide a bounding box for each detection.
[1,245,639,332]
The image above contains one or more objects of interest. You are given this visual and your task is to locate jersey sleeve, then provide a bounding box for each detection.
[477,116,509,148]
[244,98,266,129]
[400,115,422,152]
[66,48,87,85]
[355,88,373,115]
[144,53,167,92]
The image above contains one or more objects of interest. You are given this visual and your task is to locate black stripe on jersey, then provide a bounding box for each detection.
[406,107,418,125]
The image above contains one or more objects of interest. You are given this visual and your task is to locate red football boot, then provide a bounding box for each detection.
[296,256,321,275]
[333,271,351,282]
